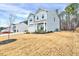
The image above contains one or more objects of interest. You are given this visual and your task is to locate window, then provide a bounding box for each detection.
[30,19,32,22]
[37,16,39,20]
[42,15,44,19]
[34,16,35,18]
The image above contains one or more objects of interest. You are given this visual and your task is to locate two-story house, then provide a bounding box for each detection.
[28,8,60,33]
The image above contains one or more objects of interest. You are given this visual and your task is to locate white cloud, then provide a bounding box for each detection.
[0,4,31,14]
[0,4,32,19]
[0,3,32,27]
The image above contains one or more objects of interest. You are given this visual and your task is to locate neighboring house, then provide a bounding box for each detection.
[15,22,28,32]
[1,27,9,33]
[1,21,28,33]
[28,8,60,33]
[1,27,13,33]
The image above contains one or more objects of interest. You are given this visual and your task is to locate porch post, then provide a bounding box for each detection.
[44,22,46,32]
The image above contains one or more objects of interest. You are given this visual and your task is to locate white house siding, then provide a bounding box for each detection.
[35,9,47,32]
[28,13,36,33]
[15,23,28,32]
[5,22,28,33]
[35,10,48,21]
[46,11,60,32]
[28,24,36,32]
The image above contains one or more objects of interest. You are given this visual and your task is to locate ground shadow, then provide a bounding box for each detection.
[0,39,17,45]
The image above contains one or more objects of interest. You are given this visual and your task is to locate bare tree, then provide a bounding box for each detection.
[8,14,15,39]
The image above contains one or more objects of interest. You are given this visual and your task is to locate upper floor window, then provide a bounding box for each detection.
[42,15,44,19]
[34,16,35,19]
[30,19,32,22]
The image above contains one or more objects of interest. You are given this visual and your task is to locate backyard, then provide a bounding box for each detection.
[0,31,79,56]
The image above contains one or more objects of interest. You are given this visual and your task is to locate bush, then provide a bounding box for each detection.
[24,30,30,34]
[35,26,46,34]
[47,31,53,33]
[55,28,59,31]
[35,30,46,34]
[25,32,30,34]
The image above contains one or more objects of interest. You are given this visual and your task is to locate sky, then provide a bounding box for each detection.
[0,3,69,27]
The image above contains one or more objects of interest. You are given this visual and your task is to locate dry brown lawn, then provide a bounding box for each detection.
[0,31,79,56]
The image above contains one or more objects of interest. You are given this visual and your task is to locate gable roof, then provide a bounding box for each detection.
[27,13,35,19]
[35,8,48,14]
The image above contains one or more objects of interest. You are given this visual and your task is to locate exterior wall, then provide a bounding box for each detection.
[1,26,14,33]
[5,22,28,33]
[28,14,36,32]
[16,23,28,32]
[28,24,36,32]
[35,10,47,21]
[46,11,60,32]
[35,10,47,32]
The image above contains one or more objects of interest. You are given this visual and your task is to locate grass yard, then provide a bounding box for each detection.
[0,31,79,56]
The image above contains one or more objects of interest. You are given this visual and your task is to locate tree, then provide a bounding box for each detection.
[59,11,68,30]
[65,3,79,14]
[8,14,15,39]
[65,3,79,31]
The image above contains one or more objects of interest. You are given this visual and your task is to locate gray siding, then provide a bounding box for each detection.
[46,11,60,32]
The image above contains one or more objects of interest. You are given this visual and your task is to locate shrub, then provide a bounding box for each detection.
[35,26,46,34]
[47,31,53,33]
[26,32,30,34]
[35,30,46,34]
[55,28,59,31]
[24,30,30,34]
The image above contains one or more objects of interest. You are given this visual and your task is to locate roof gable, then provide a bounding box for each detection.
[35,8,48,14]
[27,13,35,19]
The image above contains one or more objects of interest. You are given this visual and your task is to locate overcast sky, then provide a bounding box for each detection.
[0,3,69,27]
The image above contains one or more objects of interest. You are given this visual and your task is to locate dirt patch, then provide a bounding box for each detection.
[0,32,79,56]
